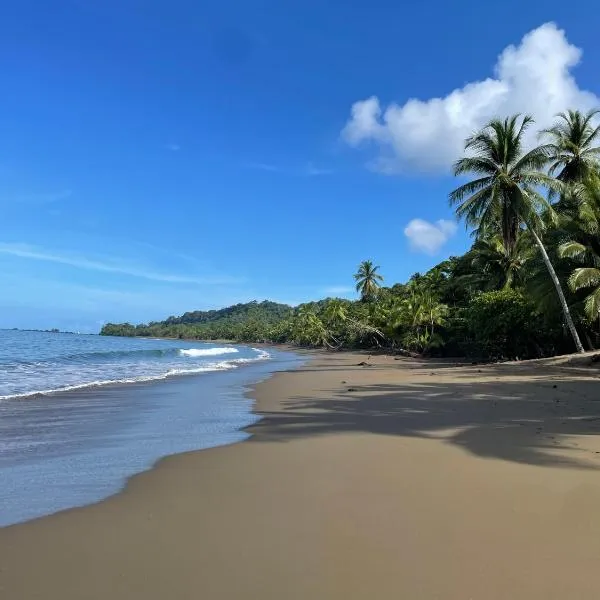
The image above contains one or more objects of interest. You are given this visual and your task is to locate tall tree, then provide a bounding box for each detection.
[449,114,584,353]
[354,260,383,302]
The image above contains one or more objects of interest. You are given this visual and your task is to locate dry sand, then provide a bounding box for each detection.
[2,351,600,599]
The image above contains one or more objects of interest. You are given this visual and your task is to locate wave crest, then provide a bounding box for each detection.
[179,347,239,357]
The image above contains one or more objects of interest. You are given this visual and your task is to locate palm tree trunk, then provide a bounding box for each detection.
[530,229,585,353]
[584,329,596,351]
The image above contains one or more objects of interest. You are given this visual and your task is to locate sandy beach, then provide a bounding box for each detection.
[3,351,600,599]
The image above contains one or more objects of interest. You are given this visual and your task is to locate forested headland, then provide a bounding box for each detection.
[102,111,600,360]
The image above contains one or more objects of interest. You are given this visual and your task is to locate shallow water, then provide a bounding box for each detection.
[0,331,303,526]
[0,330,271,399]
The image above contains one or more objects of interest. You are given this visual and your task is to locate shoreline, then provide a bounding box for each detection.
[0,344,306,526]
[0,341,281,403]
[3,351,600,598]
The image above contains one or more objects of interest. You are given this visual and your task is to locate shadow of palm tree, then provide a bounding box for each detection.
[248,367,600,470]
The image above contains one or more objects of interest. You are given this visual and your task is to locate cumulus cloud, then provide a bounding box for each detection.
[404,219,457,254]
[342,23,599,173]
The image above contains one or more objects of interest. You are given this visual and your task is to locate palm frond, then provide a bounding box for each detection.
[453,157,497,176]
[448,176,492,203]
[511,144,552,173]
[569,267,600,291]
[558,241,587,259]
[584,287,600,320]
[453,186,495,225]
[520,171,565,194]
[514,114,535,144]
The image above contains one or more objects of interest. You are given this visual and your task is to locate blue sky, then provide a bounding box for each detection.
[2,1,600,332]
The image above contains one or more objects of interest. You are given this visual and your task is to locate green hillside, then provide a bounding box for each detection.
[100,301,293,342]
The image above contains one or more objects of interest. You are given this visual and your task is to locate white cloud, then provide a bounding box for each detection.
[0,242,242,285]
[404,219,457,254]
[342,23,599,173]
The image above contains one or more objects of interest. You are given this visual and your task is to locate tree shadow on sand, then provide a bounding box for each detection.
[249,367,600,470]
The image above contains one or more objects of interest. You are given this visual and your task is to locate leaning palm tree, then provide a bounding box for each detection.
[354,260,383,302]
[542,109,600,185]
[322,298,349,326]
[322,298,385,346]
[450,114,584,353]
[291,307,336,348]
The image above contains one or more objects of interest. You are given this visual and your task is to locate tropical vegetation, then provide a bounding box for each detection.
[102,110,600,360]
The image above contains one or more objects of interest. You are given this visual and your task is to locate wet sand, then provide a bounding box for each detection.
[2,351,600,599]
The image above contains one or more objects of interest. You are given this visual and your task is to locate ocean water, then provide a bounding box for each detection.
[0,330,303,526]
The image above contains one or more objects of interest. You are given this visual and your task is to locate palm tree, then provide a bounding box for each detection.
[450,114,584,353]
[468,234,533,290]
[390,283,448,353]
[542,109,600,185]
[322,298,349,325]
[354,260,383,302]
[560,243,600,322]
[558,176,600,322]
[322,298,385,346]
[291,307,335,348]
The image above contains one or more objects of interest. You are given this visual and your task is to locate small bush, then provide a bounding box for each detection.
[465,289,554,360]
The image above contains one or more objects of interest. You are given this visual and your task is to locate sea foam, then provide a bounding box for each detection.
[179,347,239,357]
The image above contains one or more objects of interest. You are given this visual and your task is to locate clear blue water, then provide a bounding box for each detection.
[0,330,303,526]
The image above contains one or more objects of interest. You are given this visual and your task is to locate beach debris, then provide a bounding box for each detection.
[347,387,357,392]
[341,380,347,384]
[356,361,371,366]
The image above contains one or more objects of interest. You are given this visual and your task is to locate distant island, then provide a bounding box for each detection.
[7,328,73,334]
